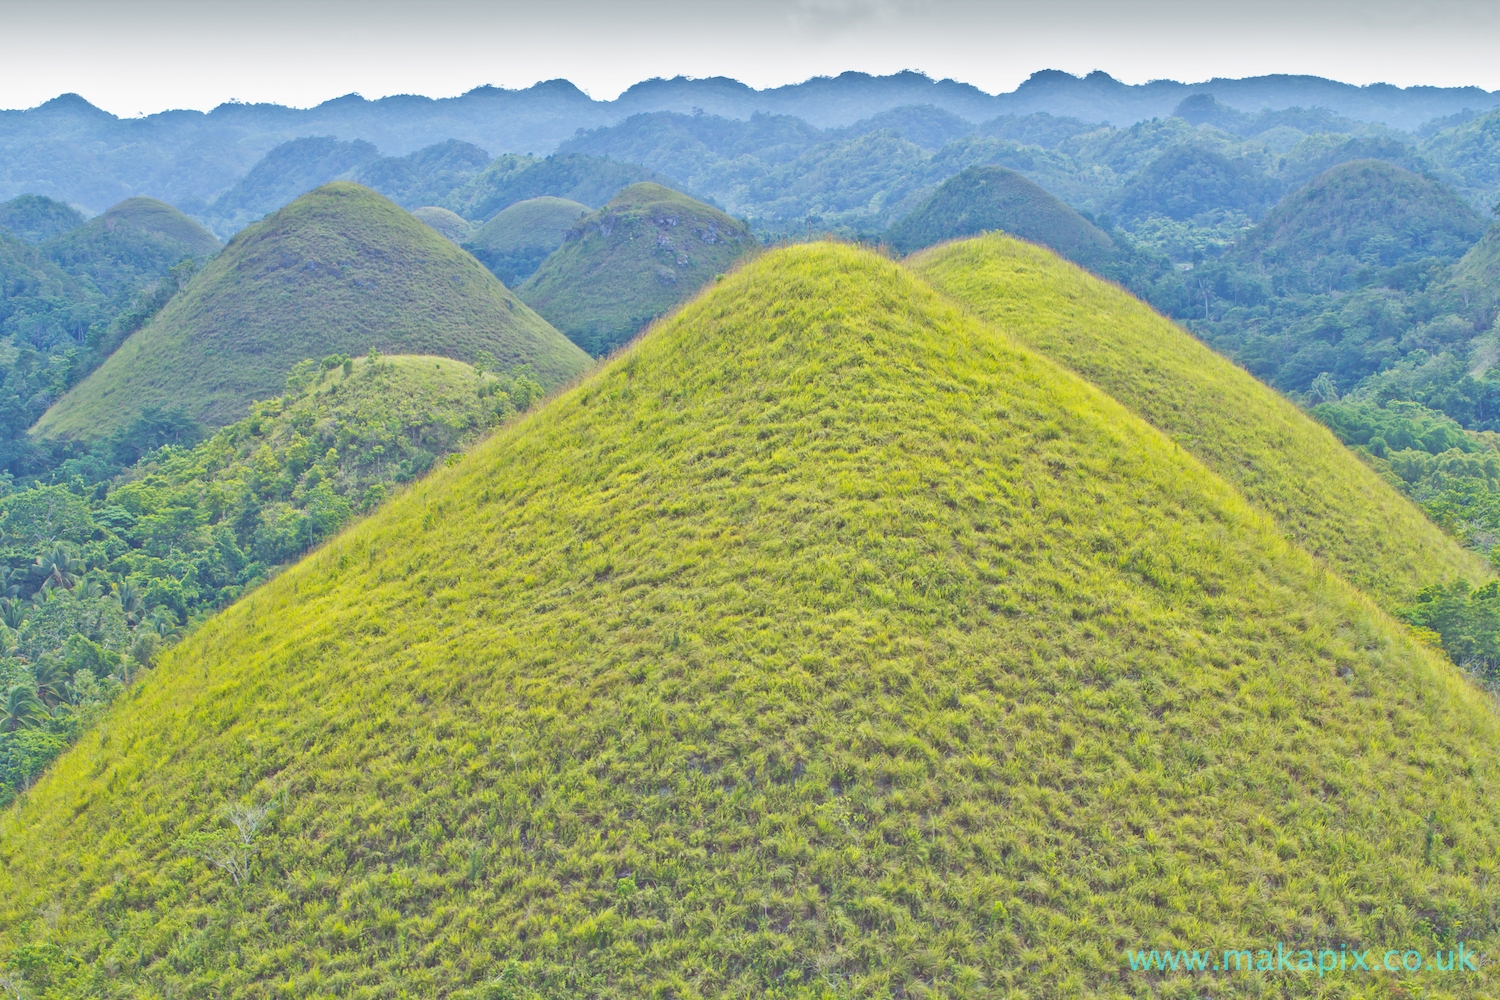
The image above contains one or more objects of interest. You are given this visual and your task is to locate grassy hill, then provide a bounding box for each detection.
[519,182,755,355]
[32,183,590,441]
[0,193,84,244]
[462,196,589,285]
[410,206,472,244]
[41,197,220,300]
[203,137,383,238]
[4,243,1500,998]
[445,153,668,223]
[909,234,1490,609]
[886,164,1114,260]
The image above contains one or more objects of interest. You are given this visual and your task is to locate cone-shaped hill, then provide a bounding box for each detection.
[910,234,1489,610]
[0,193,84,244]
[1228,159,1487,293]
[519,182,755,356]
[462,196,589,286]
[41,196,221,299]
[32,183,590,441]
[1443,221,1500,335]
[410,206,473,244]
[6,244,1500,997]
[886,165,1114,263]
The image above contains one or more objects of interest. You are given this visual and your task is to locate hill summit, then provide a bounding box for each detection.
[886,165,1114,263]
[33,183,589,440]
[519,181,755,355]
[42,196,220,299]
[5,243,1499,998]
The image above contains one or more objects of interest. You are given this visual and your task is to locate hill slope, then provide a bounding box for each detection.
[886,164,1114,260]
[32,183,589,441]
[1229,159,1487,293]
[519,182,755,355]
[4,244,1500,998]
[0,193,84,244]
[909,233,1489,608]
[462,196,589,285]
[41,196,220,299]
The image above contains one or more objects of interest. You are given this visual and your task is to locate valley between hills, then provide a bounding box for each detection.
[0,69,1499,998]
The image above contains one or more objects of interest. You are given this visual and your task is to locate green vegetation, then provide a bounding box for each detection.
[462,196,590,285]
[3,243,1499,998]
[445,154,668,224]
[203,138,383,238]
[886,165,1113,261]
[34,183,589,443]
[0,352,540,801]
[41,197,220,301]
[410,206,472,244]
[1188,161,1488,394]
[0,195,83,245]
[908,233,1490,609]
[519,183,755,356]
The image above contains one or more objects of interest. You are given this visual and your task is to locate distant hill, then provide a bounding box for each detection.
[1230,159,1487,294]
[203,137,382,237]
[7,244,1500,997]
[828,103,977,150]
[1113,144,1285,221]
[909,233,1489,608]
[33,183,589,441]
[518,182,755,355]
[461,196,589,285]
[1440,221,1500,335]
[445,153,669,223]
[886,165,1114,261]
[409,206,471,244]
[354,138,491,208]
[0,193,83,243]
[41,196,220,299]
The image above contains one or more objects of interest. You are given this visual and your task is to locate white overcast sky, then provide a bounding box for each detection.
[2,0,1498,116]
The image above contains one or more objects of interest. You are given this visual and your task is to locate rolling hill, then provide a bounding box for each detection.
[462,196,589,285]
[0,193,84,243]
[885,164,1114,260]
[410,206,472,243]
[41,196,220,300]
[909,234,1489,610]
[519,182,755,355]
[445,153,668,223]
[3,243,1499,998]
[1229,159,1488,294]
[32,183,590,441]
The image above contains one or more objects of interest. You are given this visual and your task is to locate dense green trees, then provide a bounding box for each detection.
[0,353,542,798]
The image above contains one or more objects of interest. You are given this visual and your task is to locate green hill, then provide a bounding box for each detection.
[32,183,590,441]
[445,153,668,223]
[909,233,1489,609]
[0,194,84,244]
[4,243,1500,998]
[462,196,589,285]
[519,182,755,355]
[410,206,472,244]
[41,196,220,300]
[1230,159,1487,294]
[885,164,1114,260]
[1442,221,1500,335]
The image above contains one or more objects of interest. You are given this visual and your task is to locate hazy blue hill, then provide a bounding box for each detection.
[742,129,931,230]
[1278,133,1433,189]
[445,153,670,223]
[887,165,1113,262]
[462,196,589,285]
[0,194,84,243]
[203,136,382,237]
[409,206,472,243]
[34,183,589,440]
[41,196,220,299]
[555,111,824,186]
[353,138,491,208]
[1114,144,1284,222]
[973,111,1101,148]
[829,103,977,150]
[519,182,754,355]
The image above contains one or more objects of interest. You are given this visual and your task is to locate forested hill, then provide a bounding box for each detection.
[4,71,1496,212]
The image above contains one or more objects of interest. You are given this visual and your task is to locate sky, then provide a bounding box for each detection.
[2,0,1498,117]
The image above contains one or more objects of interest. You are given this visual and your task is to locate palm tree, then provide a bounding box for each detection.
[30,545,82,593]
[0,597,24,631]
[2,684,46,732]
[115,580,143,626]
[32,659,68,710]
